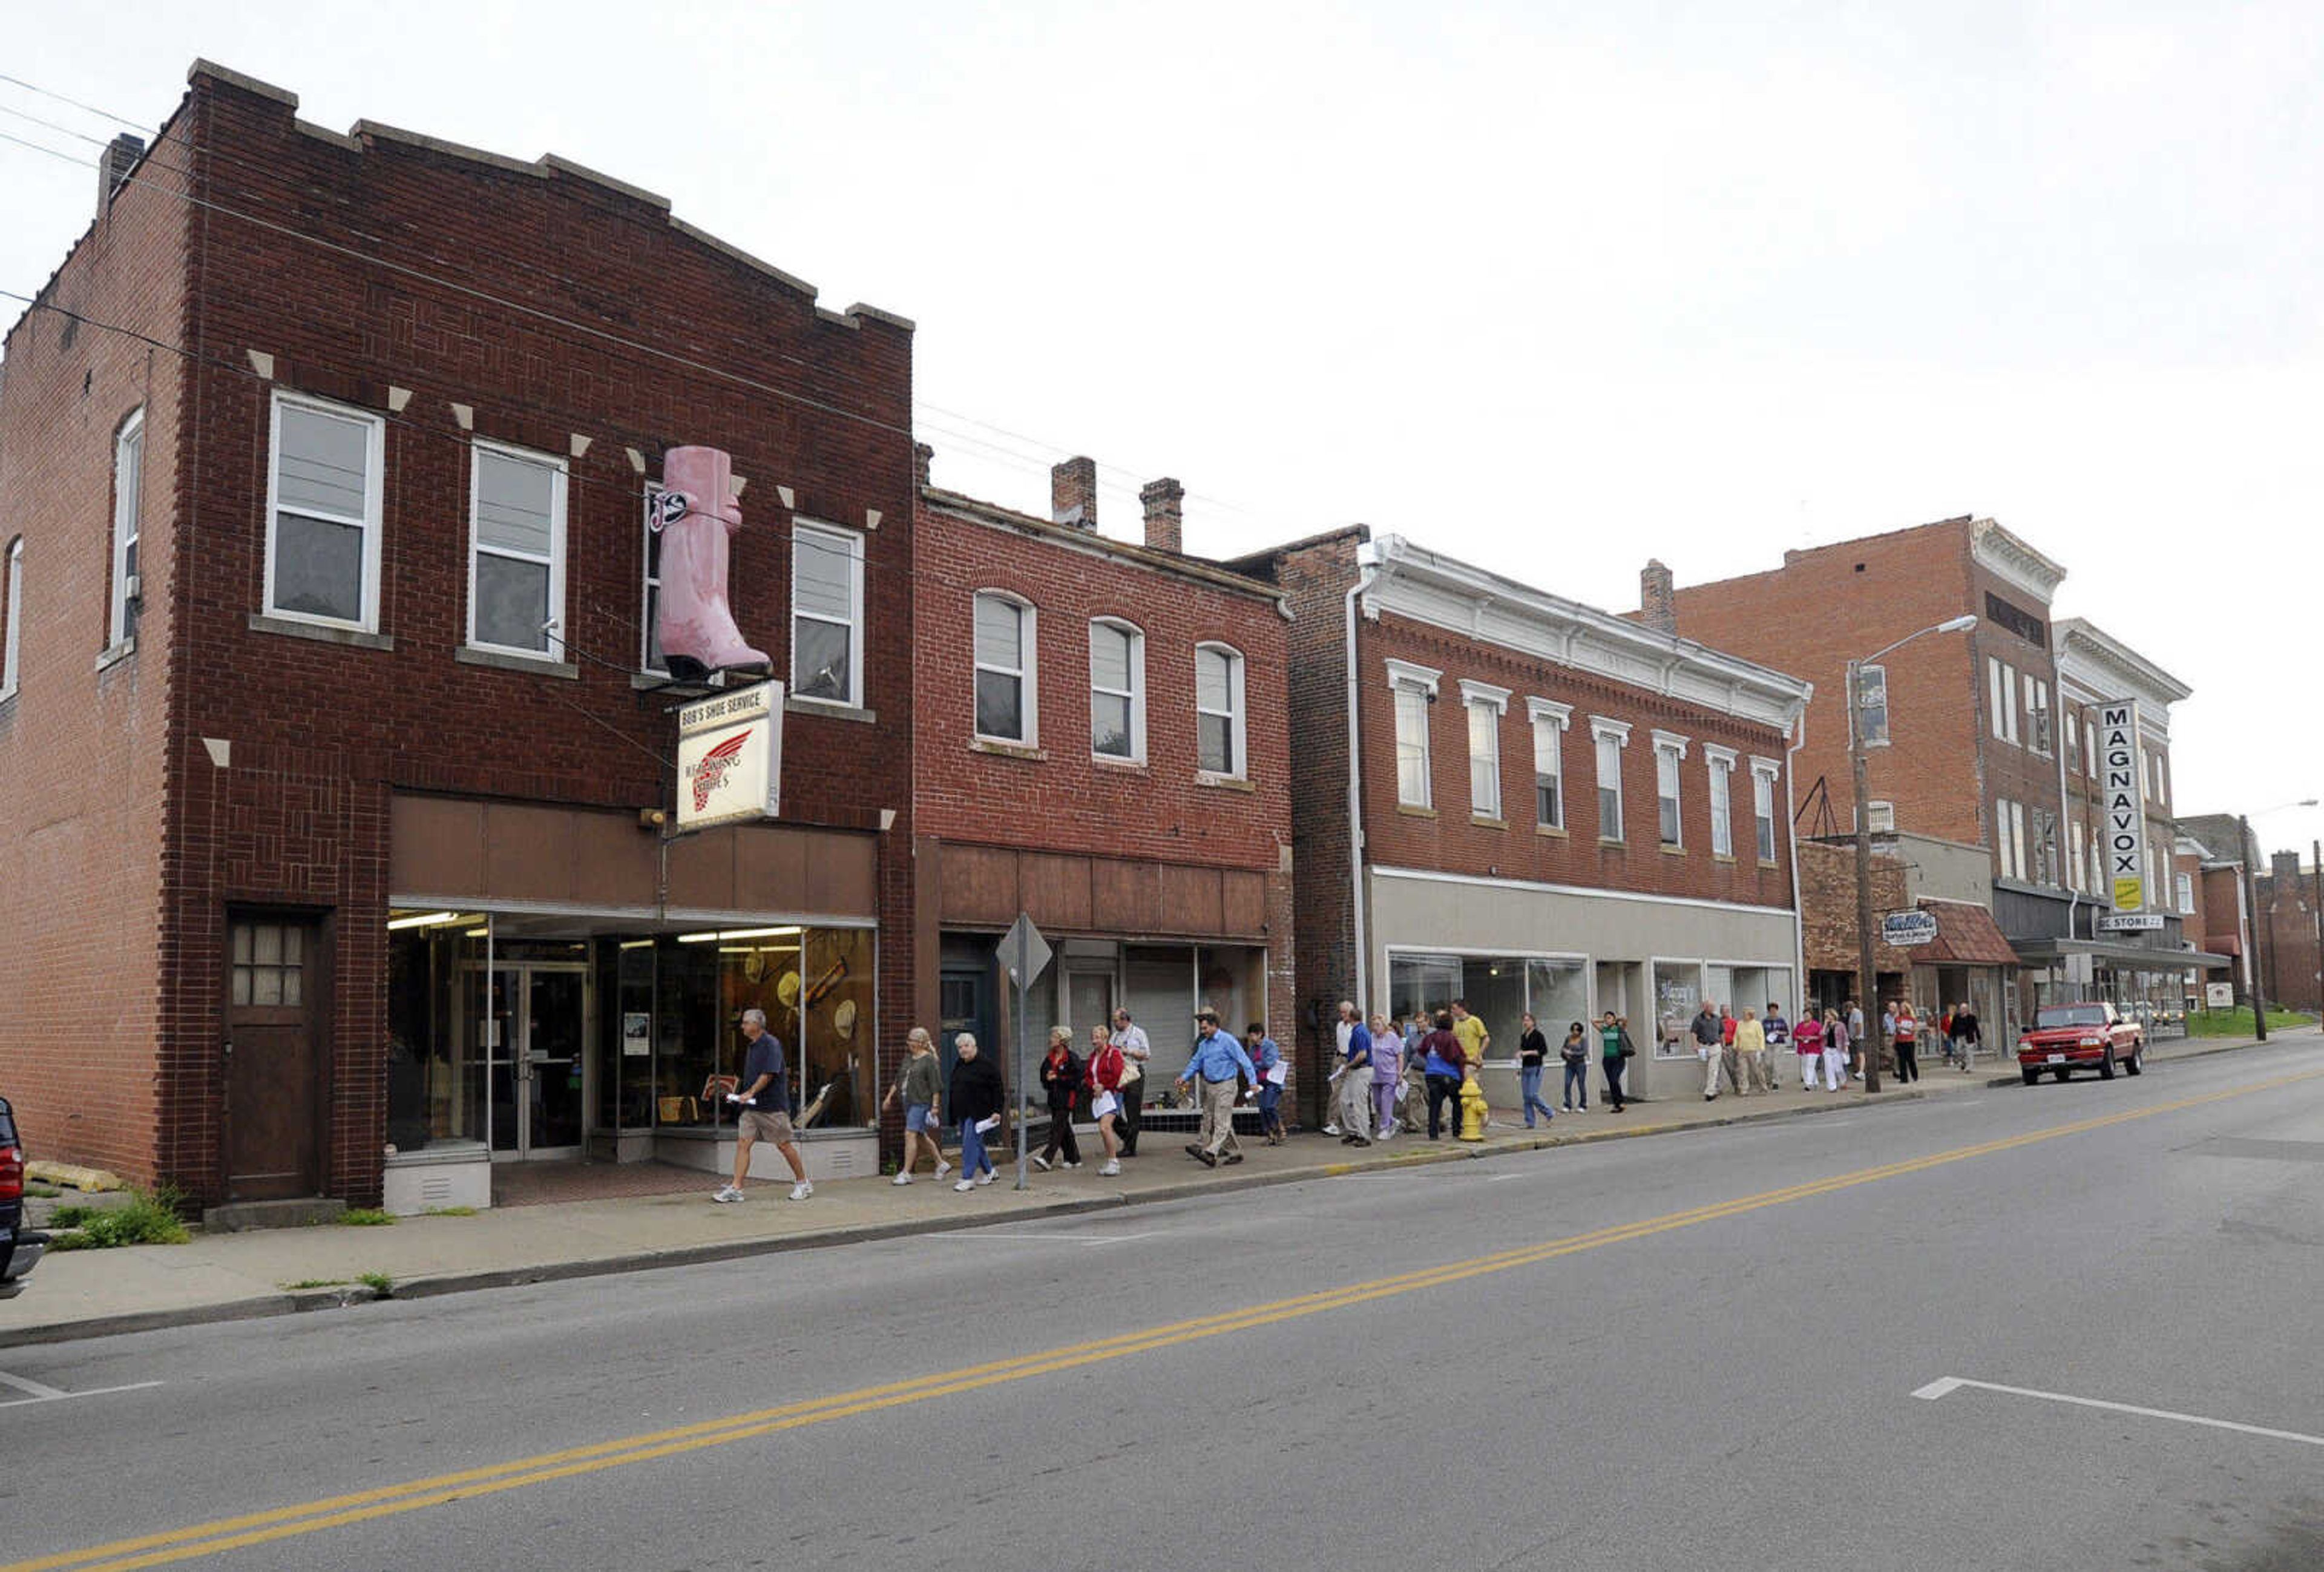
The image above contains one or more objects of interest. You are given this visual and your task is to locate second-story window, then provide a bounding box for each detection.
[1089,618,1143,761]
[468,441,567,659]
[1707,746,1736,857]
[1461,680,1508,820]
[1,537,21,700]
[1529,699,1569,830]
[1592,719,1629,841]
[973,590,1035,743]
[109,407,143,649]
[266,391,384,631]
[1751,759,1779,862]
[1653,731,1689,848]
[640,484,666,675]
[793,522,864,706]
[2177,870,2194,914]
[1195,642,1245,778]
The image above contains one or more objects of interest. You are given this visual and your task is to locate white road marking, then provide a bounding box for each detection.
[0,1369,163,1409]
[1485,1174,1528,1183]
[1913,1376,2324,1450]
[947,1230,1164,1248]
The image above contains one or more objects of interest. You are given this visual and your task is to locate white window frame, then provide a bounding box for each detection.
[1988,657,2006,742]
[264,390,386,633]
[1652,729,1689,848]
[793,520,866,709]
[1704,744,1737,857]
[639,482,667,676]
[1461,679,1509,820]
[1,536,21,700]
[1194,640,1247,780]
[2084,711,2097,778]
[2063,706,2078,761]
[1528,698,1569,830]
[1750,758,1780,863]
[1388,659,1441,809]
[2176,870,2195,915]
[1592,717,1631,843]
[109,406,143,650]
[2069,820,2086,893]
[971,589,1036,744]
[465,438,569,661]
[2025,674,2049,755]
[1864,798,1894,835]
[1088,617,1146,763]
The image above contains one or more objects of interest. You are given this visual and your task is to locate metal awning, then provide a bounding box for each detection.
[2011,936,2230,970]
[1914,899,2020,967]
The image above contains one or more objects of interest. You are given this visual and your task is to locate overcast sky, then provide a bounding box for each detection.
[5,2,2318,853]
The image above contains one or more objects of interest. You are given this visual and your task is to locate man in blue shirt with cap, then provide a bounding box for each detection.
[1175,1006,1256,1168]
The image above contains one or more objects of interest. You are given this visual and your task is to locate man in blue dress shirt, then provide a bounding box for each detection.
[1175,1006,1256,1168]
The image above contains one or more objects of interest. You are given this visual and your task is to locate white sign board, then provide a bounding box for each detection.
[2097,913,2165,933]
[1881,909,1938,947]
[2205,981,2234,1009]
[2096,700,2146,913]
[675,680,783,830]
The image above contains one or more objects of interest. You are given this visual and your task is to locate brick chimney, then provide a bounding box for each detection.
[2272,850,2302,885]
[913,442,933,490]
[97,133,144,216]
[1140,478,1184,554]
[1641,559,1676,635]
[1051,456,1097,529]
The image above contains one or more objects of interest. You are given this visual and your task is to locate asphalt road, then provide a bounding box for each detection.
[5,1040,2322,1572]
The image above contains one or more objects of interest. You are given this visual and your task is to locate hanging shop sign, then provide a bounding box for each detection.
[676,679,784,829]
[2097,700,2146,912]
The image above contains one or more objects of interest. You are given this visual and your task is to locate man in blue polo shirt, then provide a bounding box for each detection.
[1175,1007,1256,1168]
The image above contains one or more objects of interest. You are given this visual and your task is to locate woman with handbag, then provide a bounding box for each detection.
[1598,1011,1632,1113]
[1560,1020,1590,1113]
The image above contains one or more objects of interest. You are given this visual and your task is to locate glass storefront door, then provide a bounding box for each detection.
[486,963,587,1159]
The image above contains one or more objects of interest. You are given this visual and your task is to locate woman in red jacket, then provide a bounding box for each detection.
[1083,1024,1128,1177]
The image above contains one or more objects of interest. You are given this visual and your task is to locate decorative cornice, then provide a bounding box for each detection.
[2053,617,2192,711]
[1458,678,1511,712]
[1970,518,2068,603]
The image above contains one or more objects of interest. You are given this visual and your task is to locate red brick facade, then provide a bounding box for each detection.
[1795,842,1913,976]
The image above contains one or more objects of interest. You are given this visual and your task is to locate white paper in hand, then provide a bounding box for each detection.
[975,1114,1001,1134]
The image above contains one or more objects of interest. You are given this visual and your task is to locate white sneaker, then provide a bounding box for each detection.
[1063,1159,1080,1169]
[953,1179,976,1192]
[1098,1160,1121,1176]
[891,1172,913,1186]
[1031,1154,1051,1172]
[711,1185,742,1203]
[975,1170,994,1186]
[935,1160,953,1179]
[1322,1123,1340,1136]
[789,1181,813,1202]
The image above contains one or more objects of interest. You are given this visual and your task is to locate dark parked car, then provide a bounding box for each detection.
[1,1096,48,1298]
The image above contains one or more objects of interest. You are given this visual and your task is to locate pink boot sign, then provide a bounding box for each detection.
[650,446,772,680]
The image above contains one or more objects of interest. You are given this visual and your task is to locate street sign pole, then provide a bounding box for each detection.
[997,912,1053,1193]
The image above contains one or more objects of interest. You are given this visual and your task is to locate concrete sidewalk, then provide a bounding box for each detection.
[3,1028,2300,1349]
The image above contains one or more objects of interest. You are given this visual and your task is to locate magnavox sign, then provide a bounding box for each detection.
[676,679,783,830]
[2098,700,2145,912]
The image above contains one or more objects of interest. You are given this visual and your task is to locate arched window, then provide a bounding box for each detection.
[973,591,1037,745]
[1,536,22,699]
[1089,617,1144,762]
[1193,642,1245,779]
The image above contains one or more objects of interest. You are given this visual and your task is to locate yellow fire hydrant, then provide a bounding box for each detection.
[1457,1070,1488,1142]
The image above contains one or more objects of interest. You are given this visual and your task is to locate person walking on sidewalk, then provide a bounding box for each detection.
[715,1008,811,1204]
[1693,1001,1727,1100]
[1420,1011,1468,1139]
[1084,1026,1128,1177]
[1517,1011,1557,1128]
[1599,1011,1633,1112]
[1111,1008,1152,1157]
[1560,1021,1590,1112]
[1368,1011,1403,1137]
[1177,1008,1256,1168]
[1324,1000,1361,1134]
[948,1033,1005,1192]
[1032,1027,1085,1172]
[883,1026,950,1186]
[1891,1001,1922,1083]
[1822,1008,1851,1092]
[1845,1001,1865,1080]
[1792,1008,1826,1091]
[1249,1023,1288,1144]
[1335,1012,1375,1146]
[1735,1008,1771,1094]
[1948,1002,1981,1074]
[1451,1000,1491,1082]
[1762,1003,1791,1091]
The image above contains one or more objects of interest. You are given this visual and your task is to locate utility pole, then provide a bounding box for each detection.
[2311,838,2322,1018]
[2241,813,2268,1042]
[1850,659,1881,1094]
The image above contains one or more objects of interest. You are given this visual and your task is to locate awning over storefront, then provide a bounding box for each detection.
[1915,899,2020,967]
[2011,936,2231,970]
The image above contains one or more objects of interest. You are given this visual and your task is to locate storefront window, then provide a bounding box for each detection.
[1389,952,1589,1061]
[386,912,491,1149]
[1653,961,1703,1055]
[654,925,877,1131]
[1526,959,1590,1039]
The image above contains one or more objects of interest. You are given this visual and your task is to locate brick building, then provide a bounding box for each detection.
[2176,815,2259,1005]
[1663,515,2211,1036]
[2254,853,2323,1014]
[0,63,919,1211]
[1234,531,1811,1110]
[910,452,1294,1131]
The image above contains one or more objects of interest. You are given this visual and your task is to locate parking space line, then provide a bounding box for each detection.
[1912,1376,2324,1450]
[0,1370,163,1409]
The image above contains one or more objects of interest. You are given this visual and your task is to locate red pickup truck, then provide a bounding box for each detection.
[2017,1002,2145,1085]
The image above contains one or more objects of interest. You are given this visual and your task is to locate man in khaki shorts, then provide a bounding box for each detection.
[716,1008,812,1203]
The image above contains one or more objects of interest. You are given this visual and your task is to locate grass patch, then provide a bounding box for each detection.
[358,1271,394,1297]
[422,1205,477,1217]
[281,1278,352,1291]
[24,1182,60,1199]
[48,1186,192,1251]
[2186,1007,2311,1038]
[338,1208,396,1227]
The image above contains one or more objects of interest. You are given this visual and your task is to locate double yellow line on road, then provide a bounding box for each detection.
[14,1065,2316,1572]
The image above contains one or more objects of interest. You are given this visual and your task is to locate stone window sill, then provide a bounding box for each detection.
[1196,772,1255,794]
[1092,754,1149,773]
[249,613,393,652]
[1397,804,1439,820]
[1598,836,1626,848]
[1471,815,1507,830]
[456,645,579,680]
[95,637,137,673]
[971,737,1046,762]
[1713,852,1737,864]
[1535,824,1567,838]
[1661,843,1687,857]
[1757,858,1779,870]
[787,697,878,725]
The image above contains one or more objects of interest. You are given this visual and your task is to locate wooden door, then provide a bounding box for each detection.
[225,916,324,1201]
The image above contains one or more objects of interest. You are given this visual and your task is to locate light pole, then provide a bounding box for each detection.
[1850,614,1978,1093]
[2237,798,2317,1042]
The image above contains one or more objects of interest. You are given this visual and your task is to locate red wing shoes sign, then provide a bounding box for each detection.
[2097,700,2147,912]
[677,680,783,830]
